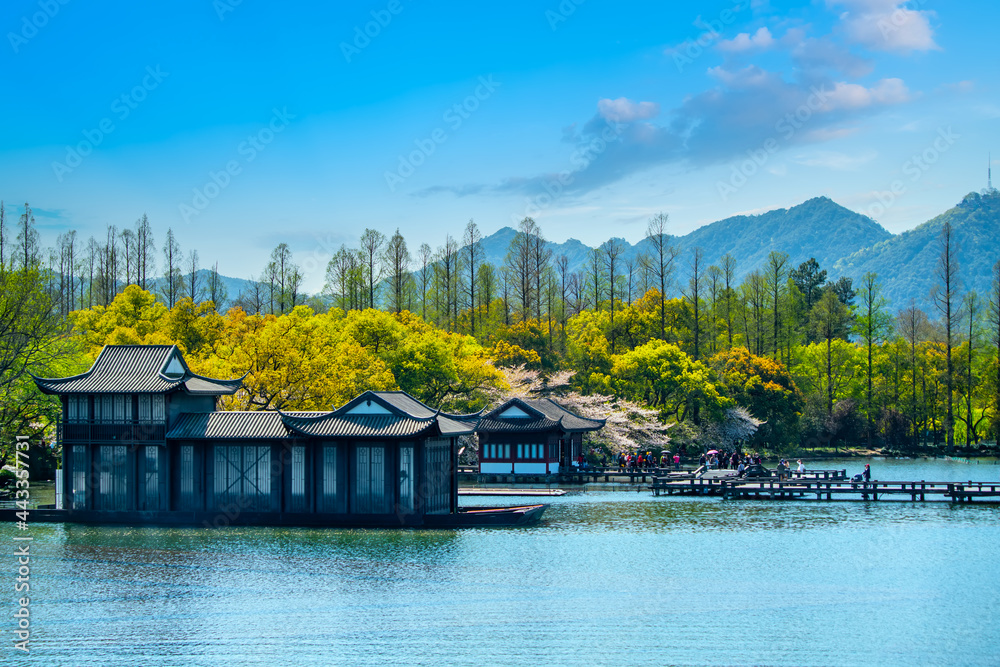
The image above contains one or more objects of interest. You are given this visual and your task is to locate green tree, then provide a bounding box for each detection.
[810,287,853,415]
[598,339,730,423]
[854,272,893,446]
[710,346,803,450]
[790,257,826,312]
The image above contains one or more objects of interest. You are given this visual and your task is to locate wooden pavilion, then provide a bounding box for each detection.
[30,345,546,527]
[476,397,605,474]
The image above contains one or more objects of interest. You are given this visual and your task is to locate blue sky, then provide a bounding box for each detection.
[3,0,997,291]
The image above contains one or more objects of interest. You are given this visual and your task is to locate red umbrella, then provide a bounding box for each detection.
[706,449,719,455]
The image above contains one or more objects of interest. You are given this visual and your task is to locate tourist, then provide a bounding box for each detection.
[776,459,786,481]
[797,459,805,474]
[737,460,746,477]
[673,453,681,470]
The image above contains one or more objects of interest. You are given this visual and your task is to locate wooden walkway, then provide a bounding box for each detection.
[651,475,1000,503]
[460,465,849,486]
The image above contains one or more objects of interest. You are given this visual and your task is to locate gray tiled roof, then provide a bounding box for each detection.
[280,413,440,438]
[478,397,605,434]
[339,391,483,421]
[169,391,479,441]
[166,411,320,440]
[33,345,243,396]
[283,390,478,438]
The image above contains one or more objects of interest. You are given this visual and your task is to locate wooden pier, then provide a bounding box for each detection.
[459,466,849,487]
[461,466,692,485]
[651,475,1000,503]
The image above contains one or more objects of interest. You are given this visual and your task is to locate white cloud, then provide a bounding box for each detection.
[791,37,873,78]
[718,27,775,53]
[822,78,912,111]
[828,0,939,53]
[597,97,661,123]
[707,64,777,89]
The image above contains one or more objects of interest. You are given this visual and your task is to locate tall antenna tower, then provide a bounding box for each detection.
[990,153,994,191]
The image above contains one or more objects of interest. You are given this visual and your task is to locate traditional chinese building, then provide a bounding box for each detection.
[476,397,605,474]
[32,345,543,527]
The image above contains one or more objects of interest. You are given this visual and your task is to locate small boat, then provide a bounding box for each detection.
[427,504,548,527]
[0,504,548,529]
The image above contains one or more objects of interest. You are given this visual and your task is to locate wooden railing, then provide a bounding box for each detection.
[59,421,166,443]
[651,476,1000,503]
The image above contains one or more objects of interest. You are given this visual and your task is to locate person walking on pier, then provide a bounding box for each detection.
[861,464,871,499]
[797,460,805,474]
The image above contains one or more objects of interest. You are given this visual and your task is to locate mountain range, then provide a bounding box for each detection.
[192,190,998,313]
[475,191,999,311]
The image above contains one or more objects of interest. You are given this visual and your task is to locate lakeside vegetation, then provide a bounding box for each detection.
[1,198,999,463]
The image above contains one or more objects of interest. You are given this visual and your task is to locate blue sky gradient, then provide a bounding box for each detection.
[3,0,997,290]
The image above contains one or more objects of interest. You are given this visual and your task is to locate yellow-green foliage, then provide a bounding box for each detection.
[70,287,507,413]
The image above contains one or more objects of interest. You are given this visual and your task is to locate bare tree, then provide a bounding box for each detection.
[960,292,984,445]
[359,228,385,309]
[235,274,265,314]
[135,214,155,290]
[0,201,6,271]
[505,217,540,321]
[463,219,482,334]
[207,261,228,310]
[898,302,928,448]
[120,227,136,287]
[931,221,960,450]
[383,228,411,314]
[530,223,551,321]
[186,249,202,302]
[721,253,737,348]
[556,254,570,343]
[161,228,183,308]
[764,250,789,358]
[645,213,679,340]
[855,272,892,448]
[478,262,495,318]
[682,247,705,360]
[705,265,722,356]
[623,254,638,305]
[585,247,604,313]
[16,203,40,270]
[602,238,626,352]
[439,235,460,330]
[418,243,433,319]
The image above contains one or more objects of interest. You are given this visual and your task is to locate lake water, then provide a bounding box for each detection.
[8,458,1000,666]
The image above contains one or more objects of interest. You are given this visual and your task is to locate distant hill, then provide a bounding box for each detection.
[146,269,253,310]
[212,193,1000,314]
[834,191,1000,309]
[480,196,892,282]
[478,226,593,273]
[665,196,893,279]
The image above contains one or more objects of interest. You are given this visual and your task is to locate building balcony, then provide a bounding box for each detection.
[59,421,166,443]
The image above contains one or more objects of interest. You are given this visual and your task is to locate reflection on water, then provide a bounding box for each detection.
[9,458,1000,667]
